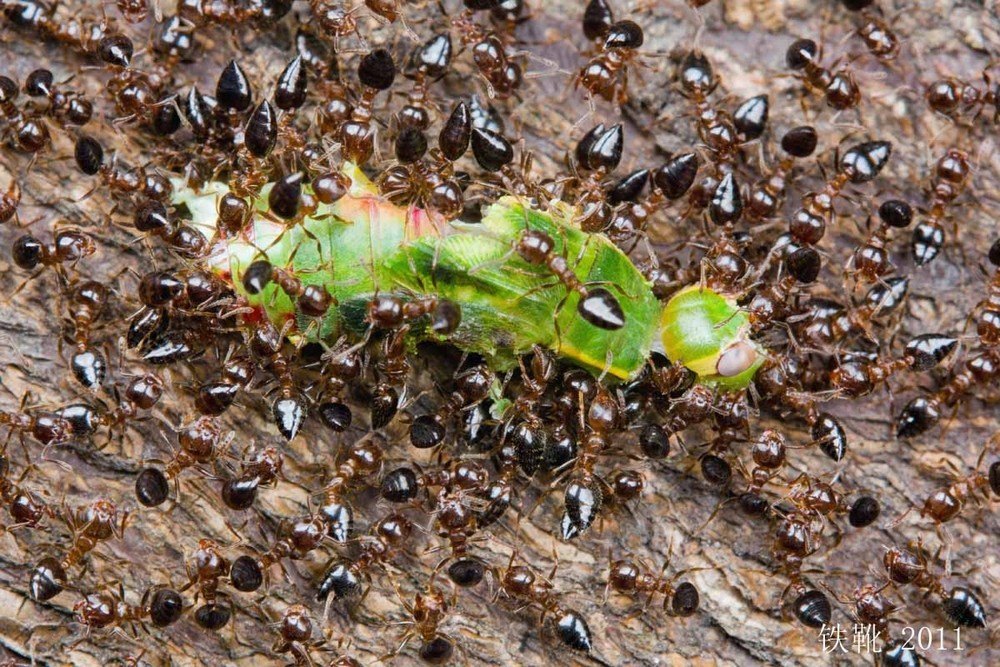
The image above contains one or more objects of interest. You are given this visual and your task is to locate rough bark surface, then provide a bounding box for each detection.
[0,1,998,666]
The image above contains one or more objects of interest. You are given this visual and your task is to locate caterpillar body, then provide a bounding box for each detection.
[175,164,765,389]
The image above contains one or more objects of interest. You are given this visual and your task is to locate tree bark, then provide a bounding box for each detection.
[1,1,998,666]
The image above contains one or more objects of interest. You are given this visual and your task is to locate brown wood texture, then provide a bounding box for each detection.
[1,1,999,666]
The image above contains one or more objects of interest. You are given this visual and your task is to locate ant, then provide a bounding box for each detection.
[672,50,752,229]
[502,347,557,478]
[742,245,826,332]
[182,539,234,630]
[726,428,789,517]
[364,0,413,28]
[746,126,818,223]
[785,139,892,250]
[384,585,461,664]
[674,50,744,156]
[883,541,987,628]
[63,280,110,391]
[135,415,233,508]
[238,259,336,334]
[582,0,614,43]
[309,1,371,50]
[45,374,164,447]
[0,178,21,223]
[314,351,363,435]
[364,293,463,428]
[567,123,628,232]
[73,135,174,204]
[656,384,717,441]
[152,15,197,67]
[910,148,971,266]
[270,604,327,666]
[128,307,221,367]
[784,472,855,528]
[96,33,179,131]
[315,512,414,603]
[4,1,111,58]
[769,503,833,628]
[916,446,998,525]
[242,98,278,167]
[378,98,469,220]
[820,581,899,639]
[926,69,999,125]
[470,124,519,185]
[179,0,293,25]
[493,552,605,659]
[226,315,307,441]
[213,59,255,141]
[795,276,910,349]
[30,498,129,601]
[516,228,626,333]
[220,444,284,512]
[403,363,495,457]
[244,509,336,592]
[896,345,1000,438]
[828,332,958,398]
[379,127,441,199]
[192,377,240,418]
[0,404,74,447]
[0,74,51,154]
[854,12,900,61]
[605,151,700,252]
[0,452,54,535]
[74,583,185,632]
[128,200,178,253]
[605,551,701,618]
[897,243,1000,437]
[425,462,495,588]
[179,85,218,144]
[20,68,93,127]
[340,48,396,165]
[312,1,416,51]
[556,386,623,540]
[602,166,652,247]
[844,198,913,285]
[115,0,150,23]
[757,379,849,462]
[11,228,96,282]
[274,53,310,113]
[577,18,645,105]
[786,37,861,110]
[449,1,523,99]
[314,436,384,542]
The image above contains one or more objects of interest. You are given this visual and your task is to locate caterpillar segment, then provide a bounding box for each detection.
[173,164,764,388]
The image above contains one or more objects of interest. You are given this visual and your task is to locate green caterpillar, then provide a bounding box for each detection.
[175,164,765,389]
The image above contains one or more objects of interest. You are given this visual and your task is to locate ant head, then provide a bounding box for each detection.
[658,286,766,390]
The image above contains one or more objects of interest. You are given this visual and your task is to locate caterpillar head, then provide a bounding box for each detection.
[658,285,765,390]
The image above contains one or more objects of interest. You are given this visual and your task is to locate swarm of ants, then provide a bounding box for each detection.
[0,0,999,665]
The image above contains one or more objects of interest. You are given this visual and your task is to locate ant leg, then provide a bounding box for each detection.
[696,495,737,532]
